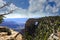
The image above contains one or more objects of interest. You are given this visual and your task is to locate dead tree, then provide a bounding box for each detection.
[0,1,17,23]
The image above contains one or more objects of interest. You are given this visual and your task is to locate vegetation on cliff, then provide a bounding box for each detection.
[0,15,4,23]
[25,16,60,40]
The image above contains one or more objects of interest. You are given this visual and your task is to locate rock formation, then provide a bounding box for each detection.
[0,26,23,40]
[48,32,60,40]
[25,18,39,37]
[25,16,60,40]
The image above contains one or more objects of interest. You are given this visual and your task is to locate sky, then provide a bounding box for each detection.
[0,0,60,18]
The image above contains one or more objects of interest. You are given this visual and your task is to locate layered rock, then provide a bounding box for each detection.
[0,26,23,40]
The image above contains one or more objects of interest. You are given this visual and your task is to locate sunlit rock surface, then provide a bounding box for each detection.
[0,26,23,40]
[48,32,60,40]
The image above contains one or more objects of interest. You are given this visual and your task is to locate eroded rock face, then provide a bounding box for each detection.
[0,26,23,40]
[25,18,39,36]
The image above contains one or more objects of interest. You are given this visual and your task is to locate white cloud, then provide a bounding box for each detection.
[7,3,18,10]
[0,0,6,7]
[29,0,46,12]
[29,0,60,15]
[4,2,44,18]
[4,13,27,18]
[0,0,6,4]
[1,0,60,18]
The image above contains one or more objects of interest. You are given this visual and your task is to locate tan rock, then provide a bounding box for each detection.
[48,32,60,40]
[0,26,23,40]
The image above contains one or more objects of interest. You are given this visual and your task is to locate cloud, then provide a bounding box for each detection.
[0,0,19,16]
[1,0,60,18]
[29,0,60,15]
[29,0,46,12]
[7,3,18,10]
[0,0,6,7]
[4,13,27,18]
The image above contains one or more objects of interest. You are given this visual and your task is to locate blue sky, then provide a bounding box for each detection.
[4,0,29,9]
[0,0,60,18]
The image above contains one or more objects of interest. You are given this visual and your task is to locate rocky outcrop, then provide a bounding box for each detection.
[25,18,39,37]
[48,32,60,40]
[25,16,60,40]
[0,26,23,40]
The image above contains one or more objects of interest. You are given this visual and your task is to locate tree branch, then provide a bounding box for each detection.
[0,2,11,9]
[0,9,16,16]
